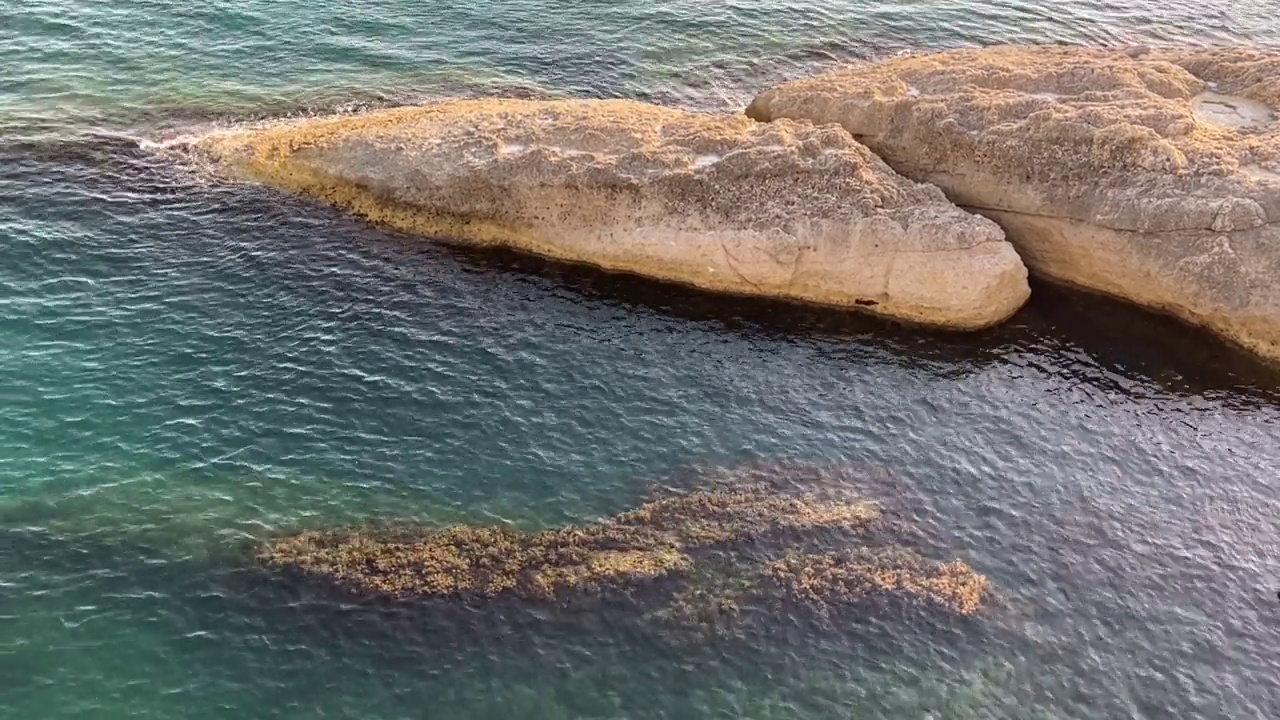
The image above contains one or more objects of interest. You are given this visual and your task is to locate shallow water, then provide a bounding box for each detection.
[3,2,1280,719]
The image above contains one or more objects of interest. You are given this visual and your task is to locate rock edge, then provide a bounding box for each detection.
[194,98,1030,330]
[747,45,1280,362]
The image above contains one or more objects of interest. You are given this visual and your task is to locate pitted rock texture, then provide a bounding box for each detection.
[195,98,1029,329]
[747,46,1280,361]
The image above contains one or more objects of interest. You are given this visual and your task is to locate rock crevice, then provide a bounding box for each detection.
[747,45,1280,361]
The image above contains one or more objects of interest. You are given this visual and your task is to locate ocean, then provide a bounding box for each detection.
[2,2,1279,718]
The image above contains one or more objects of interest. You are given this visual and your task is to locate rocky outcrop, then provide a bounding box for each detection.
[194,98,1029,329]
[747,46,1280,361]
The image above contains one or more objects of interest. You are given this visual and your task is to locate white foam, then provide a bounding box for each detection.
[137,126,234,152]
[1192,92,1275,130]
[135,112,321,158]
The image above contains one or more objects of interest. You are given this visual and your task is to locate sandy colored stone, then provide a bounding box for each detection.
[193,98,1029,329]
[747,46,1280,361]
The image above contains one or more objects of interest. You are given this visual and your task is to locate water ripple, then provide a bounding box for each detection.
[3,1,1280,717]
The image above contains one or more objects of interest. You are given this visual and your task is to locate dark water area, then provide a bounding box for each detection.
[4,1,1280,718]
[3,123,1279,719]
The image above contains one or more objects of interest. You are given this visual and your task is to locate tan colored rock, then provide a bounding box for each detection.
[193,98,1029,329]
[748,46,1280,361]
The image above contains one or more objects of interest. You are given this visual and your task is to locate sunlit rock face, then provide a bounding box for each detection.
[748,46,1280,362]
[194,98,1029,330]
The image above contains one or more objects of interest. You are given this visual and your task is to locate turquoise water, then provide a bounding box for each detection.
[3,2,1280,718]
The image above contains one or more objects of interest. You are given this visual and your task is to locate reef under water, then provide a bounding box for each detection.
[254,463,990,642]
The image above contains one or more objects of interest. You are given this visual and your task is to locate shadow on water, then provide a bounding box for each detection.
[391,236,1280,401]
[5,128,1279,413]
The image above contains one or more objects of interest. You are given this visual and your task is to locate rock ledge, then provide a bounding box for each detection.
[196,98,1029,329]
[748,46,1280,361]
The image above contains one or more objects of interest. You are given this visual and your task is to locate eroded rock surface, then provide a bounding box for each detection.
[195,98,1029,329]
[747,46,1280,360]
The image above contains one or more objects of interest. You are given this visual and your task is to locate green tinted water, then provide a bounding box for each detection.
[3,2,1280,718]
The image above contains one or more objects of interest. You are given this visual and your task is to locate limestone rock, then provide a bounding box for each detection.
[747,46,1280,361]
[194,98,1029,329]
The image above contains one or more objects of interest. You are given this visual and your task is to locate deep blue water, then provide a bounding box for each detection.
[3,2,1280,718]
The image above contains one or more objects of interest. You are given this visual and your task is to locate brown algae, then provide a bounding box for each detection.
[256,476,990,629]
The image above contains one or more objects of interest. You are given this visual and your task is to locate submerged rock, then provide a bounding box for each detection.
[256,474,990,635]
[766,548,988,616]
[195,98,1029,329]
[747,46,1280,361]
[258,486,883,602]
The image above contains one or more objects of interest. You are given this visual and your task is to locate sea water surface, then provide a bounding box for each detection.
[3,2,1280,719]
